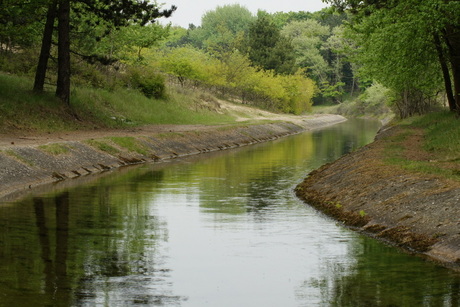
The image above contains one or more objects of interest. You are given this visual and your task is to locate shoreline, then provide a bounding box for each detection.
[295,125,460,271]
[0,114,346,202]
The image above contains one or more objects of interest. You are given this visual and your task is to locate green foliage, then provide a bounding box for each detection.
[280,16,357,104]
[281,19,330,76]
[331,0,460,116]
[245,15,296,75]
[2,1,355,117]
[0,73,236,133]
[328,83,392,118]
[0,1,45,51]
[126,66,166,99]
[191,4,255,54]
[159,46,211,86]
[357,83,392,115]
[345,4,442,93]
[280,70,317,114]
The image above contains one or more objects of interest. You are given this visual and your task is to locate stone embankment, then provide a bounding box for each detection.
[0,114,346,201]
[295,125,460,270]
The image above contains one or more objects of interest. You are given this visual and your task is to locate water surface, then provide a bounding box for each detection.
[1,119,459,306]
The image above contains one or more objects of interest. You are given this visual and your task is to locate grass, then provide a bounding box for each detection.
[109,137,149,155]
[85,139,120,155]
[0,74,82,133]
[384,111,460,180]
[409,111,460,161]
[0,73,236,134]
[5,149,34,166]
[39,144,70,155]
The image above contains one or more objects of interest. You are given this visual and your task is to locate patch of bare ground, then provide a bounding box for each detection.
[295,125,460,270]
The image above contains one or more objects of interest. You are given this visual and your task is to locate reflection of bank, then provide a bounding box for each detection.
[33,192,71,306]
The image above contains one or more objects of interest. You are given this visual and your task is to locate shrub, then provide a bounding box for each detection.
[125,66,166,99]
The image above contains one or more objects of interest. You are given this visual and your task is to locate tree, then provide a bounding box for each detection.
[189,4,255,56]
[33,0,58,93]
[245,15,296,75]
[281,19,330,81]
[325,0,460,114]
[0,0,46,53]
[33,0,176,106]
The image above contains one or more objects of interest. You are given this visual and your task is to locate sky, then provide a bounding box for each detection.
[159,0,330,28]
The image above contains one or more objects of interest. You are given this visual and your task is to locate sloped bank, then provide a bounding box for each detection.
[295,125,460,270]
[0,115,346,201]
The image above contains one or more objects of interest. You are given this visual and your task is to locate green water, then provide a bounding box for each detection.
[0,119,459,307]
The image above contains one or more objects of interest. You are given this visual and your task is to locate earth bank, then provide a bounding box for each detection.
[295,124,460,270]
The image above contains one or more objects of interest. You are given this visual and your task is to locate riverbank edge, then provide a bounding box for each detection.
[0,114,346,202]
[295,124,460,271]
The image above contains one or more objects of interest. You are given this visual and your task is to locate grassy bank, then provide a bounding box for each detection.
[0,73,235,134]
[383,111,460,180]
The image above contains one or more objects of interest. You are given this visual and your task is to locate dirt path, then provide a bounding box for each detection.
[0,98,339,148]
[0,112,346,202]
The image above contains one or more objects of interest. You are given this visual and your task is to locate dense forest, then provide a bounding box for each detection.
[1,0,459,118]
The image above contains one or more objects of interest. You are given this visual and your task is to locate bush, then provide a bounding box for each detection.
[0,49,39,75]
[126,66,166,99]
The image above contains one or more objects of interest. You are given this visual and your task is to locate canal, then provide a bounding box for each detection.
[0,119,459,306]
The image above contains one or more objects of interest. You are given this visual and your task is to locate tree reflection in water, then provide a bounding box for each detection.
[1,171,186,306]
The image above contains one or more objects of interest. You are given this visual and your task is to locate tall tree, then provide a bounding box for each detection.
[325,0,460,114]
[245,15,296,75]
[189,4,255,55]
[33,0,176,105]
[281,19,330,81]
[56,0,71,105]
[33,0,58,93]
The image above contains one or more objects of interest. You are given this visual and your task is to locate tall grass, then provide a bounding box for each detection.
[0,73,235,133]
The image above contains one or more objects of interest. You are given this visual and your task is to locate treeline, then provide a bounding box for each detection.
[159,6,356,113]
[3,1,457,118]
[325,0,460,118]
[0,2,357,115]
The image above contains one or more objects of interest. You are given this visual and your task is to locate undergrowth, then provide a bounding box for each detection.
[0,73,235,134]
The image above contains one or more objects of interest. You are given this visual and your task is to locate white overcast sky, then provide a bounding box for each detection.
[159,0,330,27]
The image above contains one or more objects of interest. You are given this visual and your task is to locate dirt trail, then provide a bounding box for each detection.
[0,99,338,148]
[0,111,346,202]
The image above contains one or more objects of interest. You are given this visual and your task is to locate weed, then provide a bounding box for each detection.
[359,210,367,217]
[86,140,120,155]
[5,150,34,166]
[39,144,70,155]
[109,137,149,155]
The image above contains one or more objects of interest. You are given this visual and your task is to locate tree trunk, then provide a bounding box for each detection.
[445,25,460,114]
[56,0,71,106]
[434,32,456,112]
[33,0,58,93]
